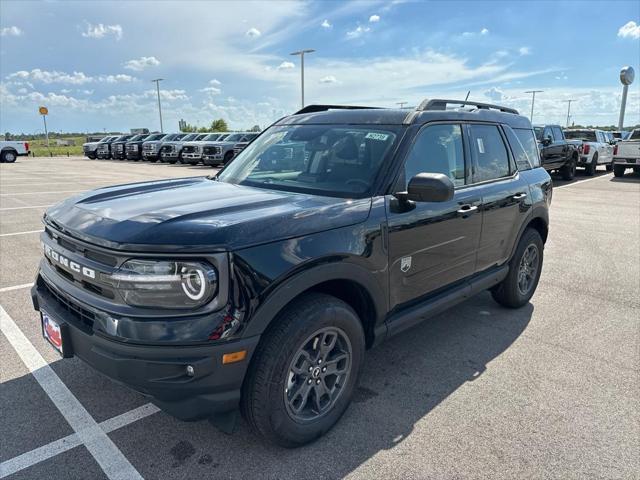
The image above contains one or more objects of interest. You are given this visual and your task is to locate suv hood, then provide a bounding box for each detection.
[45,177,372,252]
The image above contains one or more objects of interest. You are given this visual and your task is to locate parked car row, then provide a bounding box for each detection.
[82,131,260,166]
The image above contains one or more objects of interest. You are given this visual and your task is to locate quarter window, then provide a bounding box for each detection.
[468,124,511,182]
[402,124,466,188]
[513,128,541,168]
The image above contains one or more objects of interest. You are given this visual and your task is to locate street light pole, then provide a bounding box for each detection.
[563,99,575,127]
[151,78,164,132]
[396,102,408,109]
[290,49,315,109]
[525,90,543,123]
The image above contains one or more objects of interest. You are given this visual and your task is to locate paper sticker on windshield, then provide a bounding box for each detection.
[476,137,485,154]
[365,132,389,141]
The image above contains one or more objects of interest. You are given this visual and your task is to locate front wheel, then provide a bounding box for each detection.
[241,293,365,447]
[585,153,597,176]
[561,156,577,180]
[1,150,18,163]
[613,165,626,177]
[491,228,543,308]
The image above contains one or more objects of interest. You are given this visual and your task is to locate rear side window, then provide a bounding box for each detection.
[504,126,532,171]
[468,124,510,182]
[402,124,466,187]
[513,128,541,168]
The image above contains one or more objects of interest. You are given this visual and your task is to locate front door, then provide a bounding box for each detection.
[386,123,482,311]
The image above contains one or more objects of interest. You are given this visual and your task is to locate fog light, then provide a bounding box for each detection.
[222,350,247,365]
[186,365,195,377]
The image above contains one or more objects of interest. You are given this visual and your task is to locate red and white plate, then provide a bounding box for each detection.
[41,310,63,355]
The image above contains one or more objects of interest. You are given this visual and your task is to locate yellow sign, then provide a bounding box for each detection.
[39,106,48,115]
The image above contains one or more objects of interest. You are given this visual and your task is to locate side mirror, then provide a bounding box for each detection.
[402,173,454,203]
[542,136,552,146]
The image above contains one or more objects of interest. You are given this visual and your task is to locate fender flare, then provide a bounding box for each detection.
[241,262,387,339]
[508,206,549,261]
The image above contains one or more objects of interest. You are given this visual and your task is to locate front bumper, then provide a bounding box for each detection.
[142,150,159,160]
[96,151,111,159]
[31,275,259,420]
[202,154,224,166]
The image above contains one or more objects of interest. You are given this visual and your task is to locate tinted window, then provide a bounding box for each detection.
[514,128,541,167]
[564,130,597,142]
[552,126,564,141]
[504,127,532,170]
[403,124,465,187]
[469,124,510,182]
[543,127,553,141]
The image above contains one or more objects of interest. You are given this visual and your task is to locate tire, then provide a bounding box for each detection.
[614,165,626,177]
[223,151,234,166]
[560,156,577,180]
[87,153,96,160]
[585,153,597,176]
[241,293,365,447]
[1,150,18,163]
[491,228,544,308]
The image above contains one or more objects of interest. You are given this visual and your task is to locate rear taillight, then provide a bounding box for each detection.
[582,143,590,155]
[613,145,618,155]
[24,142,29,151]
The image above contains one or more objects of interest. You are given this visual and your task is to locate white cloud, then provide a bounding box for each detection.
[346,25,370,39]
[123,56,160,71]
[484,87,505,102]
[463,28,489,37]
[5,69,135,85]
[518,46,531,56]
[618,21,640,39]
[209,79,222,86]
[143,89,188,101]
[555,72,568,81]
[81,22,123,40]
[319,75,337,84]
[321,19,332,28]
[369,14,380,23]
[1,26,23,37]
[200,86,222,95]
[246,27,261,38]
[277,61,295,70]
[480,28,489,35]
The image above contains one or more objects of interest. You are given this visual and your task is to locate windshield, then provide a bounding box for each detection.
[564,130,597,141]
[129,134,146,141]
[115,135,133,142]
[202,134,221,141]
[630,130,640,140]
[224,133,245,142]
[533,127,544,141]
[181,134,197,141]
[217,124,399,198]
[146,134,165,141]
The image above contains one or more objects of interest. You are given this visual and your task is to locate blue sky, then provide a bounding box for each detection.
[1,0,638,134]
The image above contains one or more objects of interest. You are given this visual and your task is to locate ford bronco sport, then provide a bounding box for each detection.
[32,100,551,447]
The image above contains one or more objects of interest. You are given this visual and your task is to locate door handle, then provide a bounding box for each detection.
[457,204,478,215]
[512,193,527,200]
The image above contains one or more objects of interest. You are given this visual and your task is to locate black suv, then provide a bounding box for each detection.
[31,100,551,447]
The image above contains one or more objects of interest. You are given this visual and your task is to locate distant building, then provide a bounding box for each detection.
[55,139,76,146]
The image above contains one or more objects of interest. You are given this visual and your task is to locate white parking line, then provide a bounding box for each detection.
[0,229,43,237]
[0,306,143,480]
[0,283,34,293]
[0,190,83,196]
[0,205,52,211]
[0,404,160,478]
[555,173,612,189]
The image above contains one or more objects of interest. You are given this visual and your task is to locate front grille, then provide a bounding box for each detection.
[203,146,221,155]
[161,145,174,153]
[40,276,96,332]
[126,144,137,151]
[183,146,196,153]
[114,144,124,152]
[143,144,155,151]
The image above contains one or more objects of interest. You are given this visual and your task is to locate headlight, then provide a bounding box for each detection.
[111,259,217,309]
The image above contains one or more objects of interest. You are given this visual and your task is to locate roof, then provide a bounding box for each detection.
[279,100,532,129]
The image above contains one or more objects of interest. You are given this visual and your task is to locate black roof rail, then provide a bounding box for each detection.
[417,99,519,115]
[293,104,381,115]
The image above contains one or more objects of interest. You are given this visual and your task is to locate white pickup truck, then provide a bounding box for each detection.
[563,129,615,175]
[0,140,30,163]
[613,129,640,177]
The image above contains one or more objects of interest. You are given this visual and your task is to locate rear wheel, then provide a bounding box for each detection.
[614,165,626,177]
[606,162,613,172]
[241,293,365,447]
[491,228,543,308]
[1,150,17,163]
[560,156,577,180]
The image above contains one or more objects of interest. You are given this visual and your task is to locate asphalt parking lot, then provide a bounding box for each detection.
[1,156,638,479]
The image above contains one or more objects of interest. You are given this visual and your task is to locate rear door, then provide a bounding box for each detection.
[386,122,482,310]
[468,123,531,271]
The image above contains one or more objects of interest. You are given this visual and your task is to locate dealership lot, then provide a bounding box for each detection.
[1,157,638,479]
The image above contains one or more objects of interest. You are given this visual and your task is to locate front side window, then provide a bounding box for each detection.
[218,124,399,197]
[552,126,564,141]
[402,124,465,188]
[468,124,511,182]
